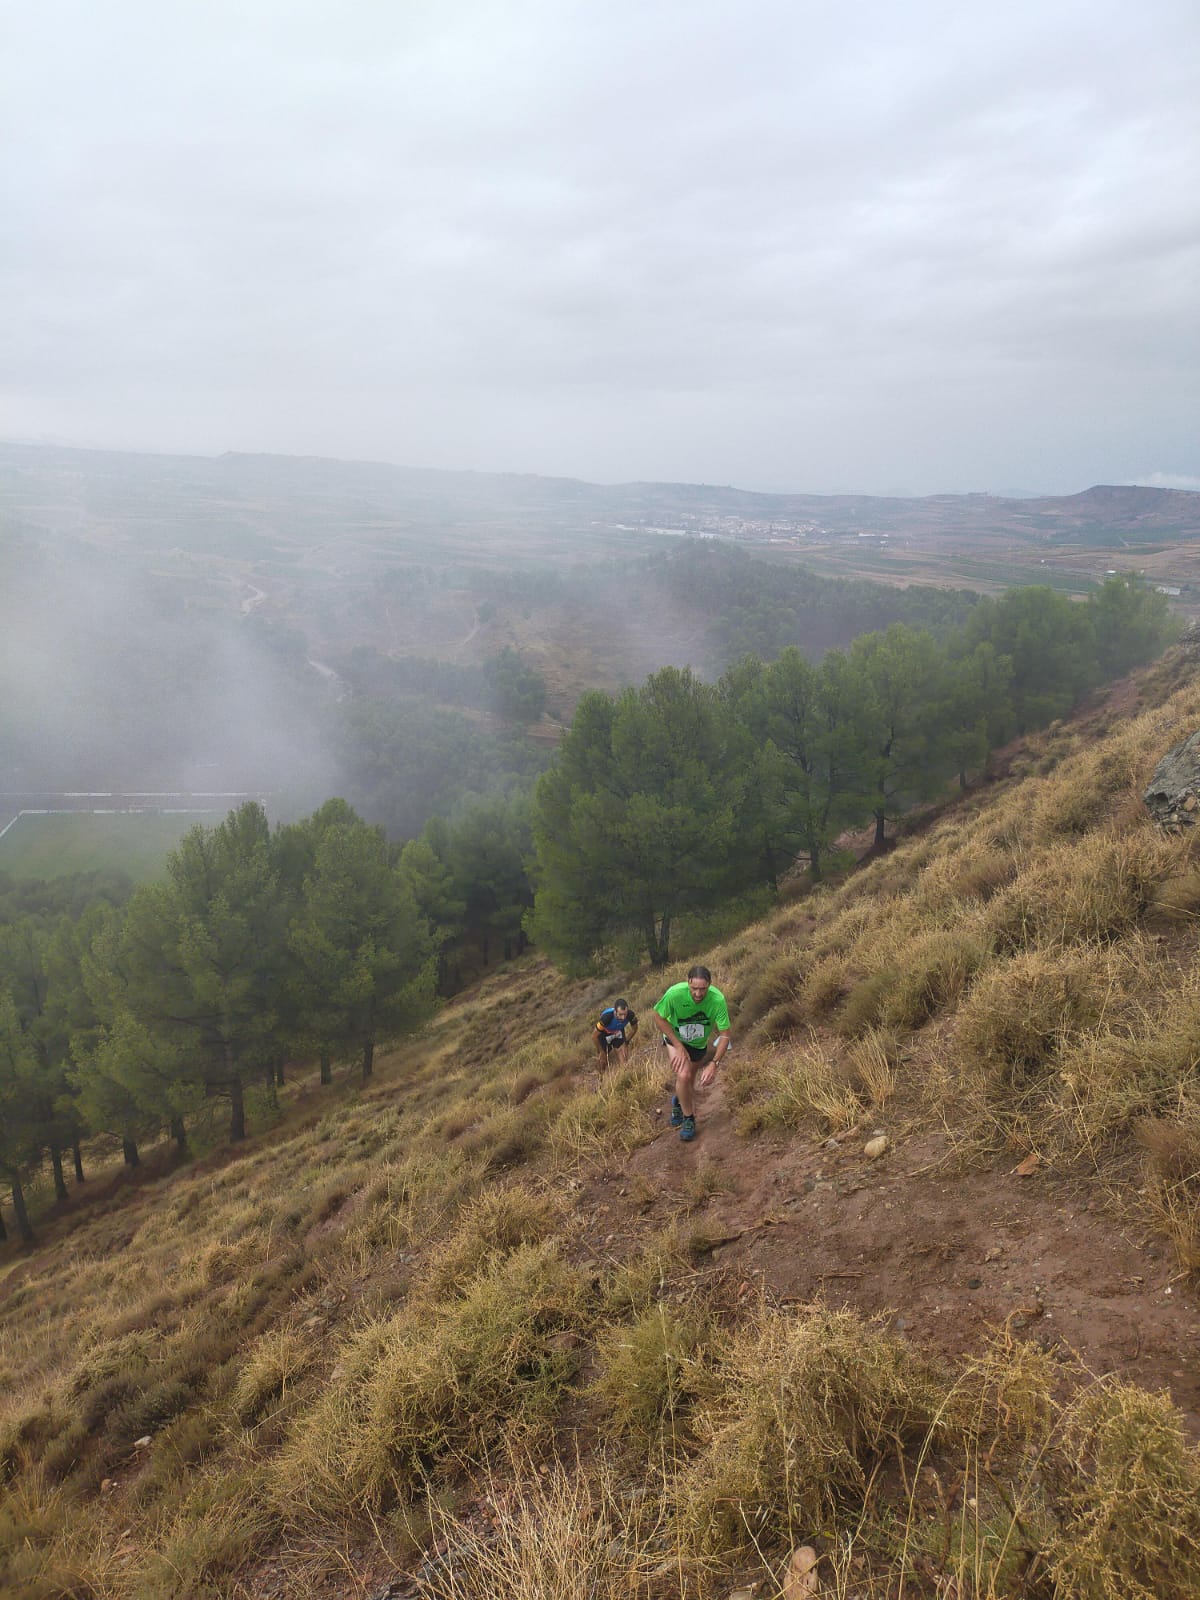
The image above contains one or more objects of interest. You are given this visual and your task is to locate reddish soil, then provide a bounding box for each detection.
[573,1064,1200,1432]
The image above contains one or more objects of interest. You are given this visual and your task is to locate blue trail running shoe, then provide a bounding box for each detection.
[679,1115,697,1142]
[669,1096,684,1127]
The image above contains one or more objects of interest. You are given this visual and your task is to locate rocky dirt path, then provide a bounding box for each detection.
[575,1065,1200,1430]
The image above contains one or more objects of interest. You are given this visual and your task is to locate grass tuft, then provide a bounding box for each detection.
[273,1240,590,1517]
[673,1301,946,1558]
[734,1038,862,1135]
[1047,1380,1200,1599]
[590,1301,712,1449]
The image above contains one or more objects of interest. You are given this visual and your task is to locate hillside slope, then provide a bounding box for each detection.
[5,651,1200,1598]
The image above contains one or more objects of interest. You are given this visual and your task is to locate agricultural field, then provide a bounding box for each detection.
[0,810,212,882]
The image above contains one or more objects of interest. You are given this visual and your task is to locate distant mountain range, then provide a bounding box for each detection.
[1,440,1197,547]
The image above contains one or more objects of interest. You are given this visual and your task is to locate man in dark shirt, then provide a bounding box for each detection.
[593,999,638,1070]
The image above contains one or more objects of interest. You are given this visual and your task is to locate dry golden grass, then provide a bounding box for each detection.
[837,922,990,1036]
[272,1240,590,1520]
[953,943,1124,1095]
[731,1037,863,1135]
[1046,1379,1200,1599]
[419,1455,669,1600]
[231,1327,312,1427]
[421,1180,560,1300]
[1139,1112,1200,1271]
[547,1051,663,1166]
[673,1301,948,1559]
[844,1027,900,1108]
[985,826,1178,952]
[589,1300,712,1448]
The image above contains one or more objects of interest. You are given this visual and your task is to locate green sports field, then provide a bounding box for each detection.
[0,811,214,882]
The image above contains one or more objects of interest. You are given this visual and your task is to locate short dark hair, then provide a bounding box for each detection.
[687,965,712,982]
[614,998,629,1010]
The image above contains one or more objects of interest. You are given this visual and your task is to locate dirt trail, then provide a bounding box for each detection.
[575,1063,1200,1429]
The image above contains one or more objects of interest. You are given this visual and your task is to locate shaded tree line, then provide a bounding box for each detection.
[638,541,982,667]
[0,791,535,1242]
[529,578,1177,969]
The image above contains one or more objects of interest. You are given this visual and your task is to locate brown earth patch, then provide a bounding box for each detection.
[570,1055,1200,1433]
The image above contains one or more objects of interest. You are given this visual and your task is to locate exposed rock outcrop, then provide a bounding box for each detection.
[1144,727,1200,828]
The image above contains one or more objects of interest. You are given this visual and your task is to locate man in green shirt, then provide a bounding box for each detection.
[652,964,731,1142]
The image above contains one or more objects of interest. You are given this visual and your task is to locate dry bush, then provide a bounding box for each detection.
[507,1067,544,1104]
[739,948,806,1034]
[339,1147,479,1268]
[455,1102,550,1170]
[231,1328,312,1427]
[0,1474,115,1599]
[1047,1380,1200,1600]
[65,1328,163,1400]
[838,926,989,1037]
[1051,968,1200,1158]
[797,952,852,1021]
[131,1457,276,1599]
[1052,1030,1162,1166]
[986,828,1177,953]
[735,1039,862,1135]
[548,1055,662,1167]
[419,1456,666,1600]
[943,1331,1058,1448]
[1145,866,1200,928]
[106,1376,194,1451]
[1029,729,1146,843]
[831,967,894,1038]
[844,1028,899,1108]
[1139,1114,1200,1271]
[273,1241,590,1518]
[589,1302,712,1448]
[601,1226,694,1319]
[913,835,1018,912]
[954,946,1115,1096]
[422,1182,560,1301]
[147,1406,226,1473]
[674,1302,947,1558]
[805,898,878,963]
[505,1030,579,1107]
[947,939,1177,1157]
[682,1157,731,1209]
[0,1402,77,1488]
[747,996,808,1046]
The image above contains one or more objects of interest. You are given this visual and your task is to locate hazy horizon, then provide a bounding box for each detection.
[3,434,1196,505]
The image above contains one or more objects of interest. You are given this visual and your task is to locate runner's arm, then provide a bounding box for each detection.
[651,1008,680,1045]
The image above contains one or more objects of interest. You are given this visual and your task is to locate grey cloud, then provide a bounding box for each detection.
[3,0,1197,492]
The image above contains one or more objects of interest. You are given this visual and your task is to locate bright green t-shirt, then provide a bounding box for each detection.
[654,982,730,1049]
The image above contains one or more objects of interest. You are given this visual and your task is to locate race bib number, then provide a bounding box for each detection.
[678,1021,706,1043]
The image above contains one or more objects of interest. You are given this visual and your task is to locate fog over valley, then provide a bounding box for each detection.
[2,441,1198,870]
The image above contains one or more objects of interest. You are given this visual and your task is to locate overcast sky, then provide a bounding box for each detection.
[3,0,1197,495]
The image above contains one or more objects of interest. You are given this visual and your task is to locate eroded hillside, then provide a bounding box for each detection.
[5,651,1200,1598]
